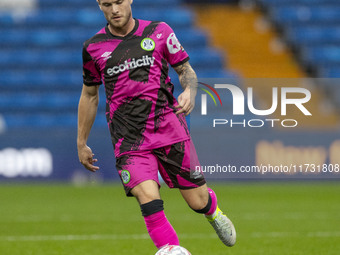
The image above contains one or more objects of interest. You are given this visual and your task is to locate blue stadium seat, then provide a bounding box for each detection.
[3,7,192,28]
[301,46,340,66]
[186,49,224,70]
[77,8,194,28]
[0,91,106,113]
[318,67,340,78]
[195,70,240,79]
[38,0,180,9]
[3,113,107,128]
[0,14,15,26]
[0,28,98,48]
[259,0,340,6]
[0,70,81,90]
[175,29,208,49]
[0,27,205,50]
[0,50,81,68]
[38,0,95,8]
[133,8,194,28]
[270,6,340,25]
[3,113,76,128]
[0,29,28,47]
[285,26,340,46]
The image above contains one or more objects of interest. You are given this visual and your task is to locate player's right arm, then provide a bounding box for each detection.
[77,84,100,172]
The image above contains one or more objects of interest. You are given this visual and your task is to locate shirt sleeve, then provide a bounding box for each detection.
[82,45,102,86]
[162,23,189,67]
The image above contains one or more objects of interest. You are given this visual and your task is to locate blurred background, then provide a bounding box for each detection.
[0,1,339,255]
[0,0,340,181]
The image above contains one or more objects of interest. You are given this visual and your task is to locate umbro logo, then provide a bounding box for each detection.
[157,33,162,39]
[101,52,112,60]
[192,170,202,179]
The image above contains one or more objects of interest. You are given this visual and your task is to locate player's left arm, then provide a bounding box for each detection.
[173,61,198,115]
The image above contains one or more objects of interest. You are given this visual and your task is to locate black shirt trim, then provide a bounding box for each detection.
[83,81,102,86]
[171,57,190,68]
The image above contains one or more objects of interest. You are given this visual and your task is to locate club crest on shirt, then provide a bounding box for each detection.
[141,38,155,51]
[120,170,131,184]
[167,33,182,54]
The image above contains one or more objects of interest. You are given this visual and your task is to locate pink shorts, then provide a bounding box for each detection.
[115,139,206,196]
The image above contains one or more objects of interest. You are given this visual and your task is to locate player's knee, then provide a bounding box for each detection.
[189,192,212,214]
[131,180,160,204]
[134,192,160,205]
[140,199,164,216]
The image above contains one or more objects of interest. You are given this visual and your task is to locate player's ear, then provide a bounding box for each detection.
[129,0,133,5]
[97,0,103,10]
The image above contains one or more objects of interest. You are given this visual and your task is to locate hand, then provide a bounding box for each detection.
[77,145,99,172]
[175,88,195,116]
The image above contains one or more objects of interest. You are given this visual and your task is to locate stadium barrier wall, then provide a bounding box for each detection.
[0,127,339,182]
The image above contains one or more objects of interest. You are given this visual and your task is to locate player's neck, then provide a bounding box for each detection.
[108,18,135,37]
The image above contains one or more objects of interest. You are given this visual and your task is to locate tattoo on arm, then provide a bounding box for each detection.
[174,62,198,91]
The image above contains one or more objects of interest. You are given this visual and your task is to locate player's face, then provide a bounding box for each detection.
[98,0,133,32]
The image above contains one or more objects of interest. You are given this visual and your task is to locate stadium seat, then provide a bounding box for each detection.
[270,6,340,26]
[0,14,13,25]
[186,49,224,70]
[285,25,340,46]
[38,0,180,9]
[10,93,79,112]
[318,67,340,78]
[301,46,340,66]
[174,29,208,49]
[0,49,81,68]
[1,7,193,29]
[258,0,340,6]
[0,70,81,90]
[4,113,107,128]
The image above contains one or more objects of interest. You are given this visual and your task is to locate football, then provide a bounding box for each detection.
[155,245,191,255]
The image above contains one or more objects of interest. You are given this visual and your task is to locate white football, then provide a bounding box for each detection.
[155,245,191,255]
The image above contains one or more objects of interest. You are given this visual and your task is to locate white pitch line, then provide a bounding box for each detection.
[1,231,340,242]
[2,234,150,242]
[251,231,340,238]
[0,233,216,242]
[1,212,335,223]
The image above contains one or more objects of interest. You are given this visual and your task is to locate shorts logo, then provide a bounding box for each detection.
[141,38,155,51]
[167,33,181,54]
[121,170,131,184]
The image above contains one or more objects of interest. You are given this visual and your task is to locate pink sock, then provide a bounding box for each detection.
[206,187,218,216]
[144,210,179,248]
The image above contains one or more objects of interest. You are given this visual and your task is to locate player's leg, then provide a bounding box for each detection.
[116,152,179,249]
[180,185,236,247]
[154,139,236,247]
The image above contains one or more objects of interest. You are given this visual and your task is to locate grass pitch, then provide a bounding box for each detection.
[0,182,339,255]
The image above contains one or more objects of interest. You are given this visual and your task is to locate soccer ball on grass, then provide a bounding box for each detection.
[155,245,191,255]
